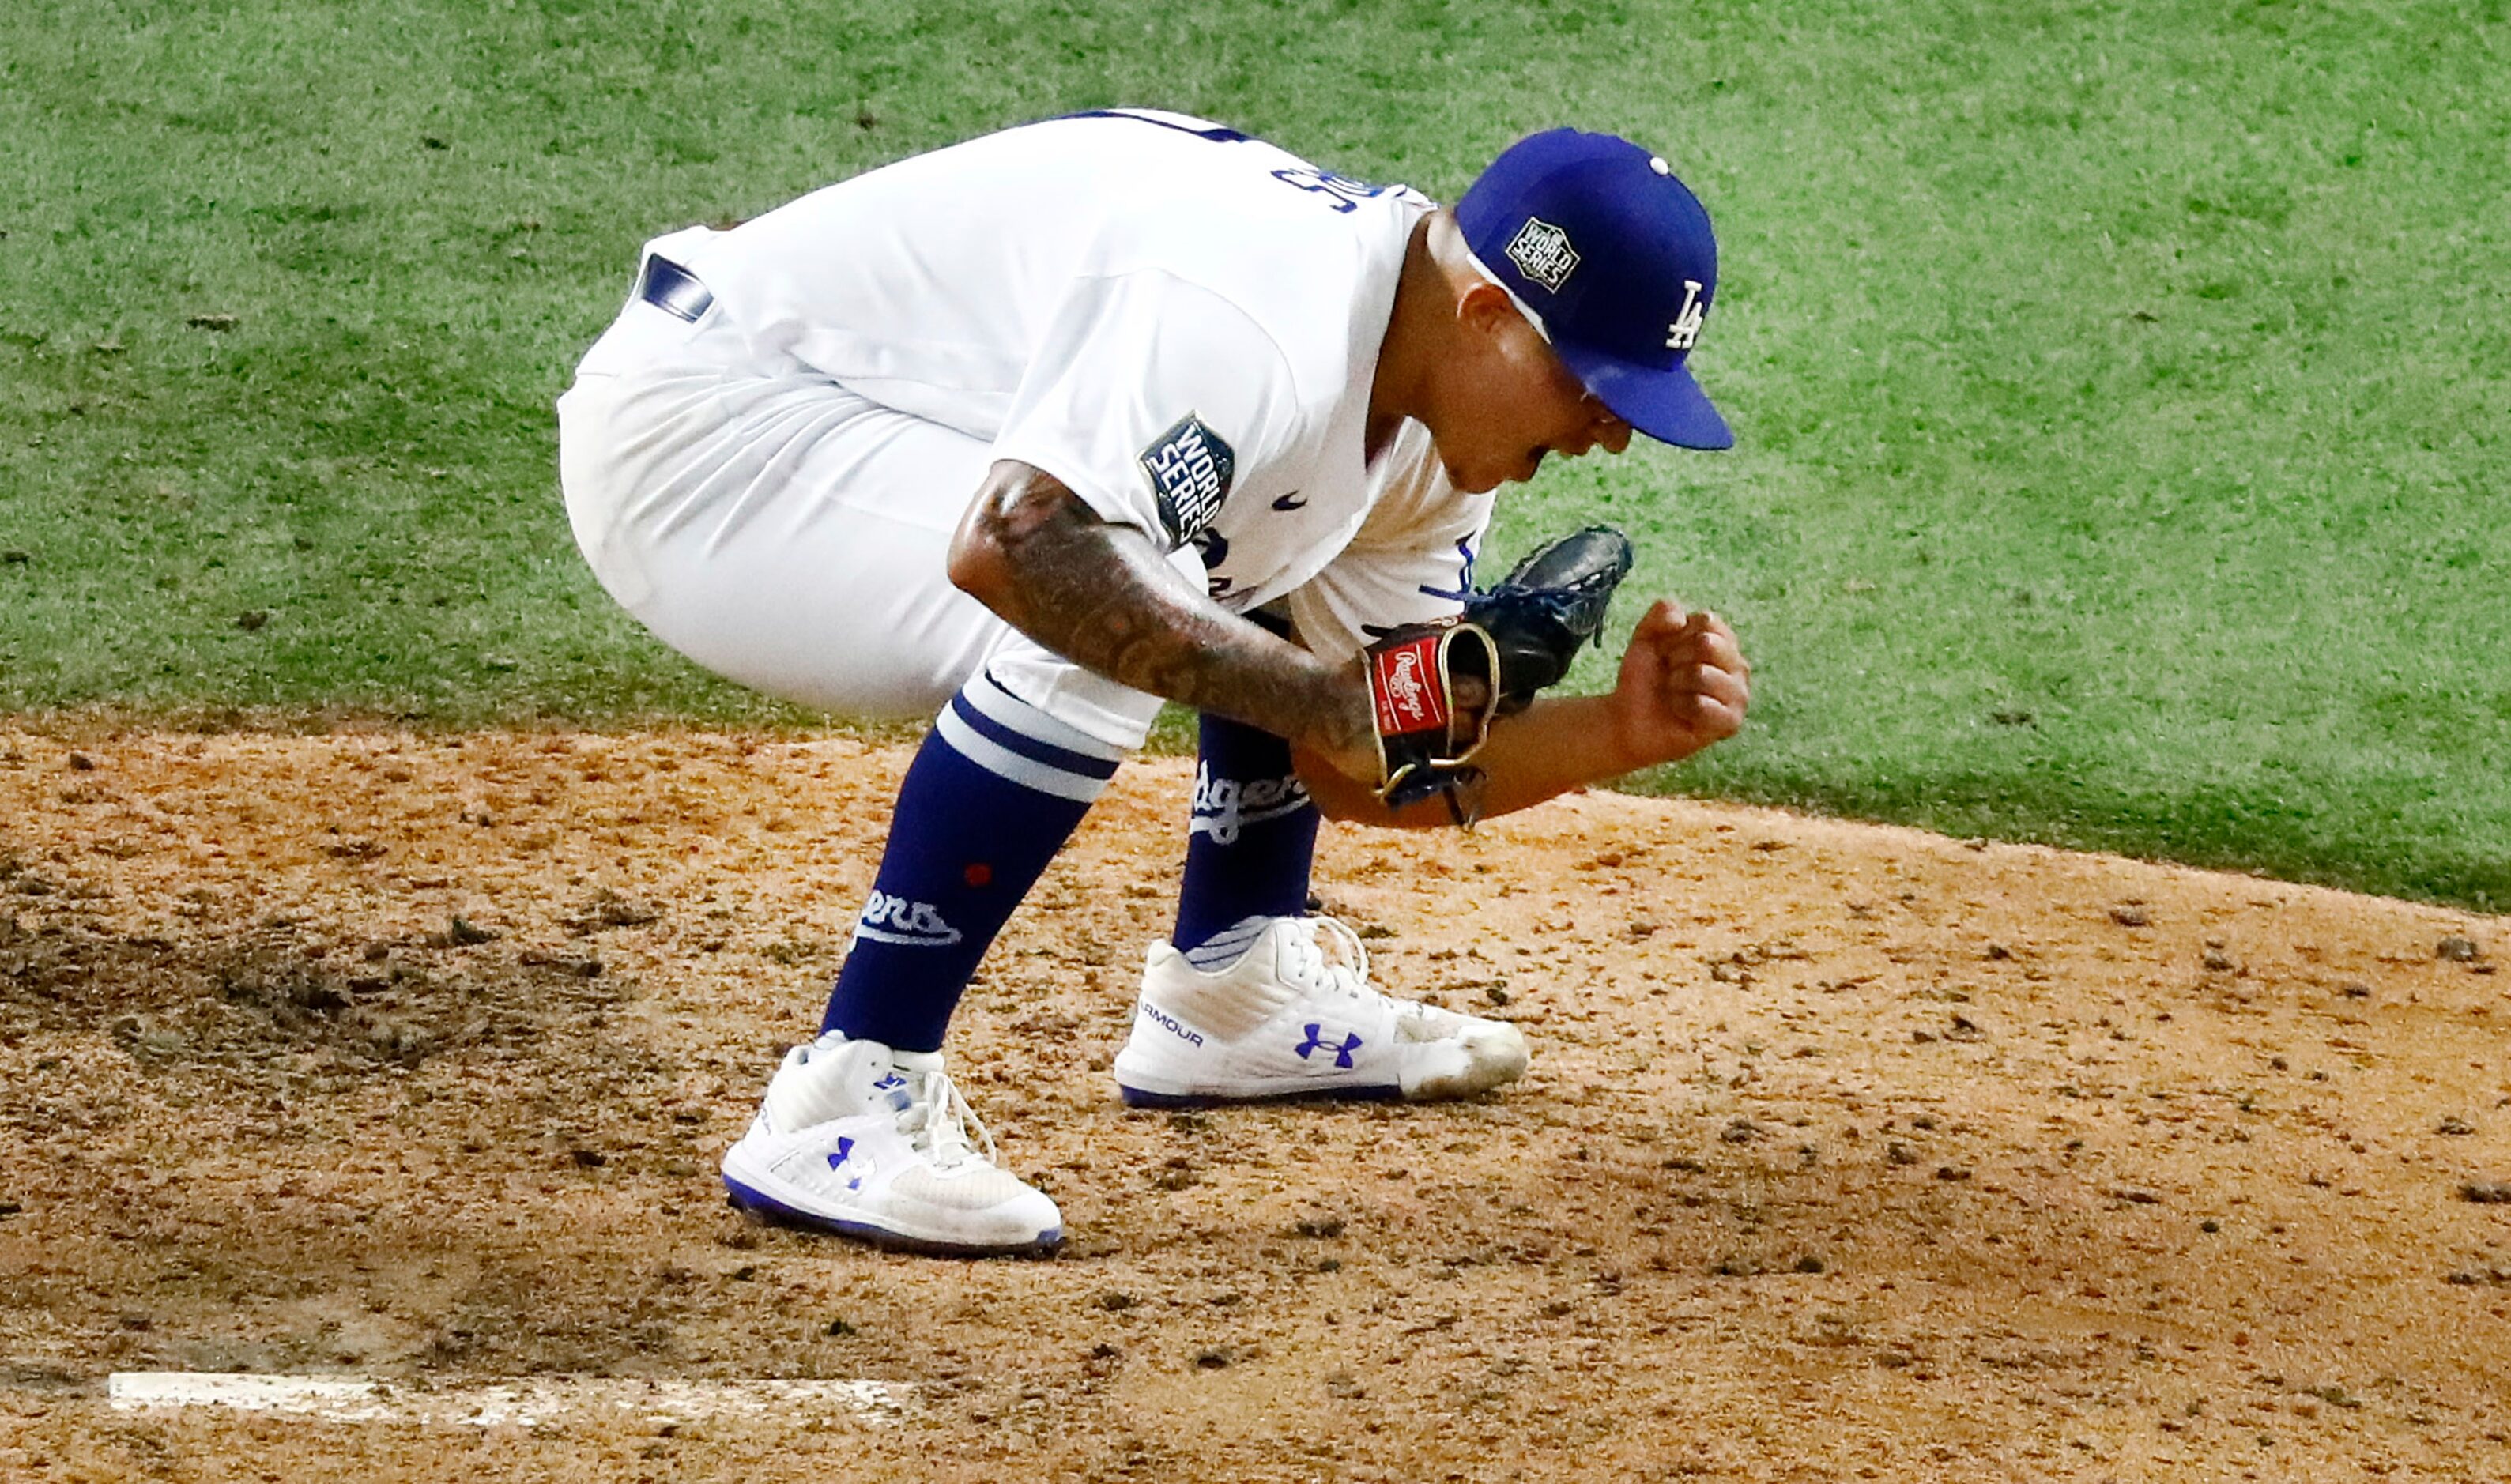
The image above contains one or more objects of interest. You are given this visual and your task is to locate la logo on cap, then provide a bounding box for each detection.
[1665,280,1705,352]
[1504,217,1580,292]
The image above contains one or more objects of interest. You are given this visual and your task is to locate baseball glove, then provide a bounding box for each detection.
[1462,524,1636,715]
[1359,525,1634,819]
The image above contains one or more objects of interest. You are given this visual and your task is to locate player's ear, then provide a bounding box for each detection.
[1457,281,1549,371]
[1457,281,1521,339]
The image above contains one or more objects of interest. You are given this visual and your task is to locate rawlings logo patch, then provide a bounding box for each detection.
[1139,413,1235,547]
[1505,217,1580,293]
[1371,634,1449,737]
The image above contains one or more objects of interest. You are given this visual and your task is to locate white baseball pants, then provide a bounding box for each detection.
[554,231,1186,750]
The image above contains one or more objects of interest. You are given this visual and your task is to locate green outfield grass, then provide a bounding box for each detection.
[2,0,2505,908]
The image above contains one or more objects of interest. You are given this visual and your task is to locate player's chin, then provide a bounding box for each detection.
[1441,455,1526,495]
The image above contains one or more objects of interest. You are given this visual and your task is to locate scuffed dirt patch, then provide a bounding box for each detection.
[2,913,613,1079]
[0,727,2506,1482]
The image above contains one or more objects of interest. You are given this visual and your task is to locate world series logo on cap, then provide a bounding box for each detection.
[1504,217,1580,292]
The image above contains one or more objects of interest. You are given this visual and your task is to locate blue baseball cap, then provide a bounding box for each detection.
[1457,129,1733,450]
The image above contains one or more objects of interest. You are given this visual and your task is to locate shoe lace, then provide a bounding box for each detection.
[1281,914,1373,1003]
[892,1061,998,1172]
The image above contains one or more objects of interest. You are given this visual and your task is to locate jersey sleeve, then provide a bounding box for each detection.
[990,270,1307,549]
[1283,422,1495,662]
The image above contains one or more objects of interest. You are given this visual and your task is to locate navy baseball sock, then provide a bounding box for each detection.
[1171,710,1320,971]
[820,672,1122,1053]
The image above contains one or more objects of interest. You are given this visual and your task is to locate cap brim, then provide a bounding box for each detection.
[1556,344,1733,450]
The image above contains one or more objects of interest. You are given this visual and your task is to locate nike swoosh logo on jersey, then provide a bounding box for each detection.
[1271,492,1307,511]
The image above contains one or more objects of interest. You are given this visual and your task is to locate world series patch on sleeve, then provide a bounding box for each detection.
[1139,412,1235,546]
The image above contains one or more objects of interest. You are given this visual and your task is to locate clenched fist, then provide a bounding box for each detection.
[1606,600,1751,770]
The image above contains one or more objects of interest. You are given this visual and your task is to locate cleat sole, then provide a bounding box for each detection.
[1114,1081,1403,1109]
[722,1175,1061,1259]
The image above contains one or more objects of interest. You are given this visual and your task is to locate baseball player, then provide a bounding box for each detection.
[556,110,1751,1255]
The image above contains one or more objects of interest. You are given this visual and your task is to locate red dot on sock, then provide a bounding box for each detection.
[963,862,994,888]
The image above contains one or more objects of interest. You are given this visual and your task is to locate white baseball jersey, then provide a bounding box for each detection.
[558,111,1497,748]
[662,108,1486,642]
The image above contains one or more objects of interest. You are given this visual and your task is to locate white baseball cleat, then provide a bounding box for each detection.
[721,1032,1061,1256]
[1113,916,1530,1106]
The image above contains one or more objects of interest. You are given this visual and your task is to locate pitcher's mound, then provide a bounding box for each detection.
[1,728,2503,1481]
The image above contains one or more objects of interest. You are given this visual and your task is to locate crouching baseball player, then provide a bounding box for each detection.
[556,110,1751,1254]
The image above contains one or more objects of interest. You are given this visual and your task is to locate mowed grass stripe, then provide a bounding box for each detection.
[0,1,2504,906]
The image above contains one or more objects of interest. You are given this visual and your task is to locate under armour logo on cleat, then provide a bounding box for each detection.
[825,1136,864,1192]
[1137,1000,1205,1047]
[1295,1023,1363,1069]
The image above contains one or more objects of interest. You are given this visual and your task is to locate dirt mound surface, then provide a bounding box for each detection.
[0,728,2505,1480]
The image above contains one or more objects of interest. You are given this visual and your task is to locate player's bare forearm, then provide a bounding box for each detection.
[1294,601,1750,828]
[948,460,1378,770]
[1293,693,1633,827]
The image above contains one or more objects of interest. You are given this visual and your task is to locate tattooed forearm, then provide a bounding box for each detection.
[948,461,1377,770]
